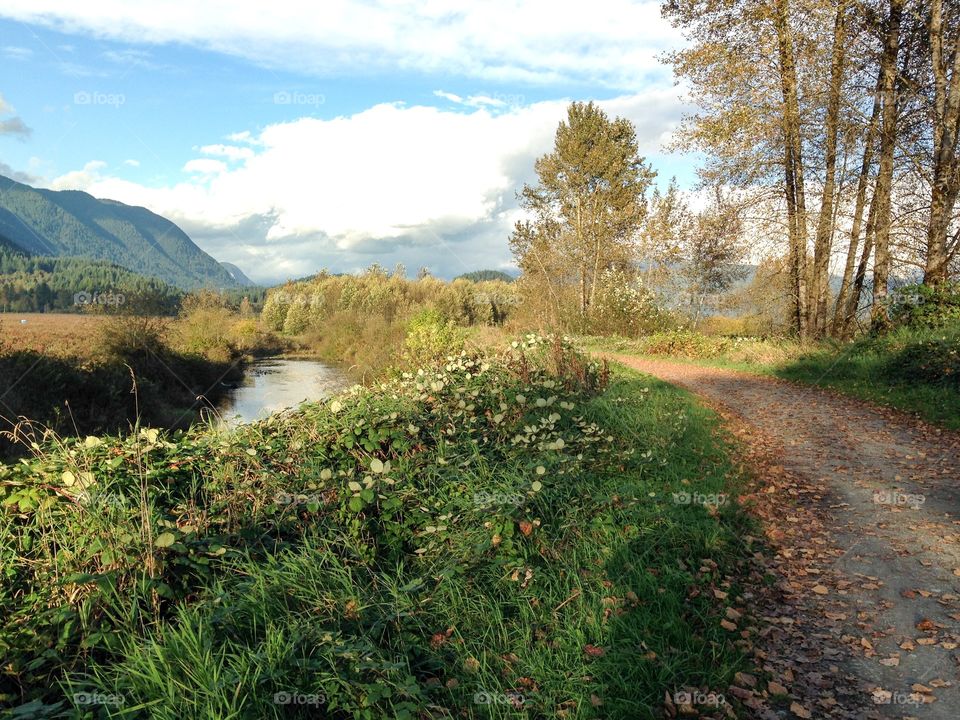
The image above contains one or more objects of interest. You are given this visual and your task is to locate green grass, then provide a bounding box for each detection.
[1,337,755,718]
[771,326,960,428]
[581,324,960,430]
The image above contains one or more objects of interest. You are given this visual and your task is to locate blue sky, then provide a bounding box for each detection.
[0,1,697,283]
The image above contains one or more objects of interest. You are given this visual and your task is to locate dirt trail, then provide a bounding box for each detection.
[609,355,960,719]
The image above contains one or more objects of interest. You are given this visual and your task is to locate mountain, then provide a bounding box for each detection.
[0,175,237,289]
[220,261,255,286]
[0,244,182,314]
[0,230,25,256]
[455,270,516,282]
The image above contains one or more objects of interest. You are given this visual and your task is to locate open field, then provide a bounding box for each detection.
[0,313,119,358]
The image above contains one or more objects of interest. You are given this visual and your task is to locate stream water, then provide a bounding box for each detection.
[216,358,351,426]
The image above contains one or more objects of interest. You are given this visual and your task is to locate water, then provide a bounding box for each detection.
[216,358,351,426]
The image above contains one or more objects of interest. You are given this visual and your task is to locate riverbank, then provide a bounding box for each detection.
[1,336,756,718]
[0,310,286,459]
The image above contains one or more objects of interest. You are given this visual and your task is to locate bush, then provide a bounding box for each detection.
[589,268,674,336]
[889,282,960,329]
[402,308,466,363]
[882,335,960,387]
[1,337,754,717]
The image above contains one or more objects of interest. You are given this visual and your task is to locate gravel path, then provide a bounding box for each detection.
[609,355,960,719]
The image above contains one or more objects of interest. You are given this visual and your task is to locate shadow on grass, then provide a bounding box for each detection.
[0,347,243,460]
[772,328,960,429]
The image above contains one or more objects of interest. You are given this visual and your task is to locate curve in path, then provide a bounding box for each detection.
[609,355,960,720]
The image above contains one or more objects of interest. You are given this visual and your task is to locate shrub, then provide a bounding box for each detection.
[589,268,674,337]
[889,282,960,329]
[402,308,466,364]
[882,335,960,387]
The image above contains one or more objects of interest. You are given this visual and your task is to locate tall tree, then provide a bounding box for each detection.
[871,0,905,330]
[510,102,655,324]
[810,1,849,336]
[924,0,960,285]
[773,0,811,337]
[833,68,883,336]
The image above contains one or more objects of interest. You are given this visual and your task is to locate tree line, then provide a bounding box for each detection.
[663,0,960,337]
[0,246,267,315]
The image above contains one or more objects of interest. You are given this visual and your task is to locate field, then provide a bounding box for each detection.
[0,313,117,358]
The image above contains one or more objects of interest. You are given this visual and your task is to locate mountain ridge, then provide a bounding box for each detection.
[0,175,239,289]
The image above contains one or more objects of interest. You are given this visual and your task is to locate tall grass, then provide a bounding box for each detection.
[260,268,517,378]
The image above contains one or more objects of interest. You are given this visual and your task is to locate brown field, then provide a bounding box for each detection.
[0,313,114,357]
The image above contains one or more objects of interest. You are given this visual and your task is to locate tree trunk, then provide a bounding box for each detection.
[774,0,809,337]
[843,190,879,337]
[810,1,848,337]
[871,0,904,331]
[924,0,960,286]
[833,68,883,335]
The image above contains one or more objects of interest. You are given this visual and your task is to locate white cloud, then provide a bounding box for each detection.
[0,93,31,139]
[123,158,140,167]
[48,91,688,282]
[434,90,514,110]
[198,144,255,162]
[3,46,33,60]
[183,158,228,176]
[0,0,680,88]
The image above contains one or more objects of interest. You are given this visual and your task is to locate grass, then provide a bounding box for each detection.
[0,313,118,358]
[1,336,755,718]
[582,324,960,430]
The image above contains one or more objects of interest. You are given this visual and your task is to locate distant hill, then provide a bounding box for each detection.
[221,262,255,286]
[0,241,182,313]
[0,230,23,256]
[0,175,238,290]
[455,270,515,282]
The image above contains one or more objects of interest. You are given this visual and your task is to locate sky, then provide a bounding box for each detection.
[0,1,697,284]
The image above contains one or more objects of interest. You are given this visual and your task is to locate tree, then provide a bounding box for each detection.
[871,0,905,331]
[809,0,850,336]
[682,188,748,327]
[510,102,656,327]
[924,0,960,285]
